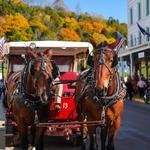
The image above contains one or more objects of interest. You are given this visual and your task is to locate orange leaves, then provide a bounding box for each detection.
[30,15,48,32]
[65,17,77,25]
[107,37,116,44]
[58,28,80,41]
[0,17,6,36]
[92,32,107,44]
[64,17,78,29]
[93,23,104,32]
[30,21,48,32]
[1,13,29,33]
[0,13,31,41]
[0,0,127,42]
[80,22,94,32]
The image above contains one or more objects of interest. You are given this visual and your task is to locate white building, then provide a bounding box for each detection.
[119,0,150,82]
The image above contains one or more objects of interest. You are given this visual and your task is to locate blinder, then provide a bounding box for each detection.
[30,61,35,76]
[95,48,118,68]
[112,54,118,67]
[99,53,105,64]
[29,58,50,77]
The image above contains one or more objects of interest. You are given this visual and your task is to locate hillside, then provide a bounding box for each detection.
[0,0,127,45]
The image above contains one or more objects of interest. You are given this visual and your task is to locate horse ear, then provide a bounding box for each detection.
[26,47,37,59]
[44,49,53,59]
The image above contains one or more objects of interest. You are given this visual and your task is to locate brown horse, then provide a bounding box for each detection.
[75,42,126,150]
[4,48,53,150]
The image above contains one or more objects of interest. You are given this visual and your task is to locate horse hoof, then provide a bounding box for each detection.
[28,145,35,150]
[32,147,36,150]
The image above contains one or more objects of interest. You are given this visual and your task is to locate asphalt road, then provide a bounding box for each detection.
[0,95,5,150]
[1,99,150,150]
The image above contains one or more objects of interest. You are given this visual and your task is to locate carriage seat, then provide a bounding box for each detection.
[60,72,79,97]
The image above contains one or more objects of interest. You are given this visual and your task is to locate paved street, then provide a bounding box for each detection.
[0,94,5,150]
[1,99,150,150]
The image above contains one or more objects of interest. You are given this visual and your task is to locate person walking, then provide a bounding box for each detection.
[0,79,4,100]
[137,77,146,98]
[125,77,134,100]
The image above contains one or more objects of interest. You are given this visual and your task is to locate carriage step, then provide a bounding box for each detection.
[4,133,14,137]
[5,147,15,150]
[3,122,17,126]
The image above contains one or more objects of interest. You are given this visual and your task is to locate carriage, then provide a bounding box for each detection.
[3,40,96,147]
[4,33,126,150]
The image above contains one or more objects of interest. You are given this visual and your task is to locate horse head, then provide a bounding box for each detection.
[25,48,53,103]
[94,42,118,97]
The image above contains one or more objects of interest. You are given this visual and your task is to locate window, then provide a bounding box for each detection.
[146,27,150,41]
[130,8,133,25]
[138,31,142,45]
[146,0,150,16]
[130,34,134,47]
[58,65,70,72]
[13,64,24,71]
[138,2,141,20]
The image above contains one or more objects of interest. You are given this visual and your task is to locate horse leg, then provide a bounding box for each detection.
[101,127,108,150]
[106,116,121,150]
[35,127,45,150]
[30,125,36,147]
[81,125,88,150]
[89,133,98,150]
[81,116,89,150]
[18,125,29,150]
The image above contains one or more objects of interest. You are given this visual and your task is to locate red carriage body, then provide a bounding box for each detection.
[49,72,78,121]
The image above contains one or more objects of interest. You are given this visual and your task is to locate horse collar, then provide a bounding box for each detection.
[93,72,126,109]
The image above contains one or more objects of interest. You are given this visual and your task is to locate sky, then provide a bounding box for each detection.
[50,0,127,23]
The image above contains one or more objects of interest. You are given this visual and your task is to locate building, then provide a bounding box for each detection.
[119,0,150,82]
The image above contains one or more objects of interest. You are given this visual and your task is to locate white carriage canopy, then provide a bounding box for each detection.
[4,41,93,56]
[4,41,93,73]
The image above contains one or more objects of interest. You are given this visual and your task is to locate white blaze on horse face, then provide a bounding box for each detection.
[97,65,110,89]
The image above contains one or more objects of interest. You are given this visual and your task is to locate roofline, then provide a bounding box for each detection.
[118,43,149,57]
[6,40,93,49]
[4,41,93,55]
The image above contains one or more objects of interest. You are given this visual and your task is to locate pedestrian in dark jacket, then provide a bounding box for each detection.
[125,77,134,100]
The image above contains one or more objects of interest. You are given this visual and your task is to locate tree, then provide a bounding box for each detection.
[51,0,69,10]
[22,0,49,6]
[58,28,80,41]
[1,13,32,41]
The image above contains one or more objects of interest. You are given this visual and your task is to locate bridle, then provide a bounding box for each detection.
[94,47,117,90]
[21,53,53,103]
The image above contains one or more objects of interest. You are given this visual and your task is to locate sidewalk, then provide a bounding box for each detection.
[132,96,145,103]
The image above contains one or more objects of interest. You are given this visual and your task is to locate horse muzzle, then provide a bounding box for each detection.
[95,87,108,97]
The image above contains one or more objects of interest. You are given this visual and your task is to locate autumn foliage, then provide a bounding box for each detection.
[0,0,127,44]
